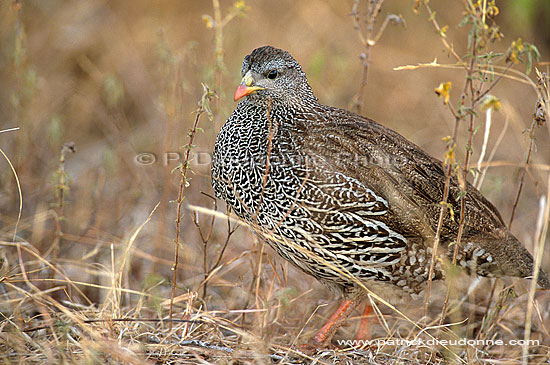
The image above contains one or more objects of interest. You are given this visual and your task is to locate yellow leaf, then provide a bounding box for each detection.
[439,25,449,38]
[481,95,501,111]
[233,0,246,11]
[439,201,455,222]
[443,143,456,166]
[509,50,518,64]
[413,0,421,13]
[487,0,499,17]
[506,38,525,64]
[515,38,524,52]
[202,15,214,29]
[435,81,452,104]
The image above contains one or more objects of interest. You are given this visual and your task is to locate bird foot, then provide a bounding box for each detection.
[297,341,337,352]
[354,304,374,341]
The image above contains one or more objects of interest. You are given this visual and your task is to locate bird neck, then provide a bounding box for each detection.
[239,94,319,123]
[236,98,289,130]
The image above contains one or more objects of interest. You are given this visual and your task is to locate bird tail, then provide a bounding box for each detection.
[459,233,549,289]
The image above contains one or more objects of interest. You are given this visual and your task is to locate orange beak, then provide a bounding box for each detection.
[234,84,265,101]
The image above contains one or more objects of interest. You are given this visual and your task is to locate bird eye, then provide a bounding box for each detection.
[267,70,278,79]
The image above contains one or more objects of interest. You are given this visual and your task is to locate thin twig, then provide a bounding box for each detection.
[0,147,23,242]
[192,192,217,299]
[253,98,276,225]
[475,116,509,189]
[250,97,275,335]
[522,190,548,363]
[51,142,75,277]
[212,0,224,98]
[423,2,465,68]
[437,18,482,329]
[350,0,388,114]
[170,85,215,331]
[209,207,237,272]
[522,70,550,364]
[509,118,539,228]
[473,107,493,187]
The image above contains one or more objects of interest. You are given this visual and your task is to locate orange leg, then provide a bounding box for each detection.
[354,304,374,340]
[312,299,361,346]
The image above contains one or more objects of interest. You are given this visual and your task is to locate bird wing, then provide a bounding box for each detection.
[295,105,507,243]
[289,107,550,288]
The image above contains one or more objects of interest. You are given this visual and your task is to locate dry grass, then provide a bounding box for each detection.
[1,0,550,363]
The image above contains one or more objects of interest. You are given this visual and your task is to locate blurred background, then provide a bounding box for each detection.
[1,0,549,345]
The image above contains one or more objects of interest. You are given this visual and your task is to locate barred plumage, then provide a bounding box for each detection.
[211,46,549,343]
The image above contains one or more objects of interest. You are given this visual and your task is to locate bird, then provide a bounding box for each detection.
[210,45,549,346]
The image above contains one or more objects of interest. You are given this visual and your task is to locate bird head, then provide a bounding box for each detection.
[234,46,316,106]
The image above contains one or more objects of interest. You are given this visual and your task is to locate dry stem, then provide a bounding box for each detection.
[170,85,215,331]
